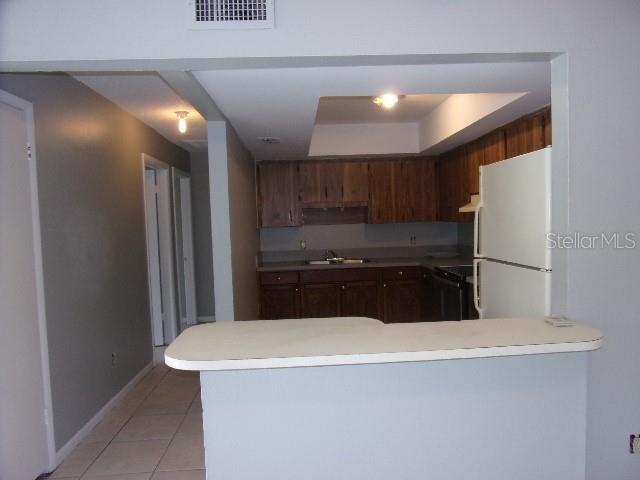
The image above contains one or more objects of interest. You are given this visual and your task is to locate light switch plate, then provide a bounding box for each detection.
[629,434,640,454]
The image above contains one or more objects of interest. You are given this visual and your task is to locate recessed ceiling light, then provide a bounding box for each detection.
[373,93,399,109]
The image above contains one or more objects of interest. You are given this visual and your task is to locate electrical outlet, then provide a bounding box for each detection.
[630,434,640,453]
[410,235,417,246]
[300,239,307,250]
[111,352,118,367]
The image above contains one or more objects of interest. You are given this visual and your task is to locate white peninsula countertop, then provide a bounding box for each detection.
[165,317,603,371]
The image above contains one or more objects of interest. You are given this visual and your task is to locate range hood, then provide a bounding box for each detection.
[459,194,480,213]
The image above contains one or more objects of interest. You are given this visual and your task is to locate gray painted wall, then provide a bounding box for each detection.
[0,73,190,449]
[202,353,587,479]
[190,152,215,318]
[2,1,640,477]
[260,222,458,252]
[226,126,260,321]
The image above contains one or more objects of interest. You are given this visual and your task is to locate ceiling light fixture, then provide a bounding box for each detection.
[175,111,189,134]
[373,93,399,109]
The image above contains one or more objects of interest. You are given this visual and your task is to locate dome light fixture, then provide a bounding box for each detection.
[373,93,399,109]
[175,111,189,134]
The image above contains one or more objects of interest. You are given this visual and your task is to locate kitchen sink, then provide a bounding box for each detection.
[306,259,368,265]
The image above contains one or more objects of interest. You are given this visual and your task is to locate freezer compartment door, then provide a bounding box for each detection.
[478,147,551,269]
[476,259,551,319]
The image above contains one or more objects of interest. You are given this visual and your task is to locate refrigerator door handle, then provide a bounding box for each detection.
[473,259,485,318]
[473,203,485,258]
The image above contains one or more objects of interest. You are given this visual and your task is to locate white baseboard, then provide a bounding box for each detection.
[54,362,153,466]
[198,315,216,323]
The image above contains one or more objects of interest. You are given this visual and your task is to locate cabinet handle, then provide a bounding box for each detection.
[398,271,404,276]
[288,210,293,223]
[295,288,299,292]
[341,285,346,290]
[276,276,281,281]
[383,283,387,288]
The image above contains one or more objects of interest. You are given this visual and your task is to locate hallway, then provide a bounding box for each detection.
[49,366,204,479]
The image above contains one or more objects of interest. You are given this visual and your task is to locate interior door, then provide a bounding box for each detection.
[172,169,197,330]
[0,94,52,478]
[143,168,164,346]
[476,259,551,319]
[478,147,551,269]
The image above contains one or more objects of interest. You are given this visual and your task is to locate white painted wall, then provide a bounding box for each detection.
[417,92,526,152]
[309,122,418,156]
[202,354,588,479]
[2,1,640,477]
[207,121,234,321]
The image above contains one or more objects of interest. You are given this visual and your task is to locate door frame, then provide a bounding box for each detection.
[141,153,178,346]
[172,168,198,329]
[0,89,56,471]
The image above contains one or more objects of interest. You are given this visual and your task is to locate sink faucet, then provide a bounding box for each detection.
[325,250,339,260]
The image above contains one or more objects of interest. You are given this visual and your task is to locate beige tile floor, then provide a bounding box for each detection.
[48,365,205,480]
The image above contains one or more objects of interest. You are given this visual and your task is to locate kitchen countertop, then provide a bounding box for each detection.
[165,317,603,371]
[257,256,473,272]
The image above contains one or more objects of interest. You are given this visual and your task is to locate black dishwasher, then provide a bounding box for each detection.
[432,265,474,321]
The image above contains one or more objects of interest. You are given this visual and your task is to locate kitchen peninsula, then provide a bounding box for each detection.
[166,317,602,480]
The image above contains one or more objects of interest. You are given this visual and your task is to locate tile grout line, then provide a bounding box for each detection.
[74,366,172,479]
[151,380,202,476]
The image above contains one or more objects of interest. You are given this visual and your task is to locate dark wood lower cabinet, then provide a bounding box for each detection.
[383,280,422,323]
[301,283,340,318]
[259,267,425,322]
[340,281,381,319]
[260,284,300,320]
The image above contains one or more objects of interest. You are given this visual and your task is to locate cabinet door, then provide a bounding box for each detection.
[382,280,422,323]
[301,283,340,318]
[257,162,299,227]
[368,160,396,224]
[342,161,369,204]
[436,152,462,222]
[299,161,343,206]
[260,284,300,320]
[398,158,437,222]
[340,281,381,320]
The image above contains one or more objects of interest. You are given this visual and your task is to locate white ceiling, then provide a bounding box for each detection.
[315,94,451,125]
[194,61,550,161]
[73,72,208,152]
[70,62,550,161]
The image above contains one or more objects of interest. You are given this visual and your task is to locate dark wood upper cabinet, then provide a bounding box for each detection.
[257,107,550,228]
[437,107,549,222]
[342,161,369,204]
[367,160,396,224]
[299,160,368,207]
[257,161,300,227]
[398,158,437,222]
[298,161,343,206]
[369,157,436,224]
[505,110,546,158]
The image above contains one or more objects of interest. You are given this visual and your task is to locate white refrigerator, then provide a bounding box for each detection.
[473,147,552,319]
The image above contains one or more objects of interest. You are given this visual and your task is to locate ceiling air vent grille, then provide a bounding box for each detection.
[189,0,274,29]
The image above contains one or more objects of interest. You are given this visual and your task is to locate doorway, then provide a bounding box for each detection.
[172,168,198,330]
[142,154,178,347]
[0,90,55,478]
